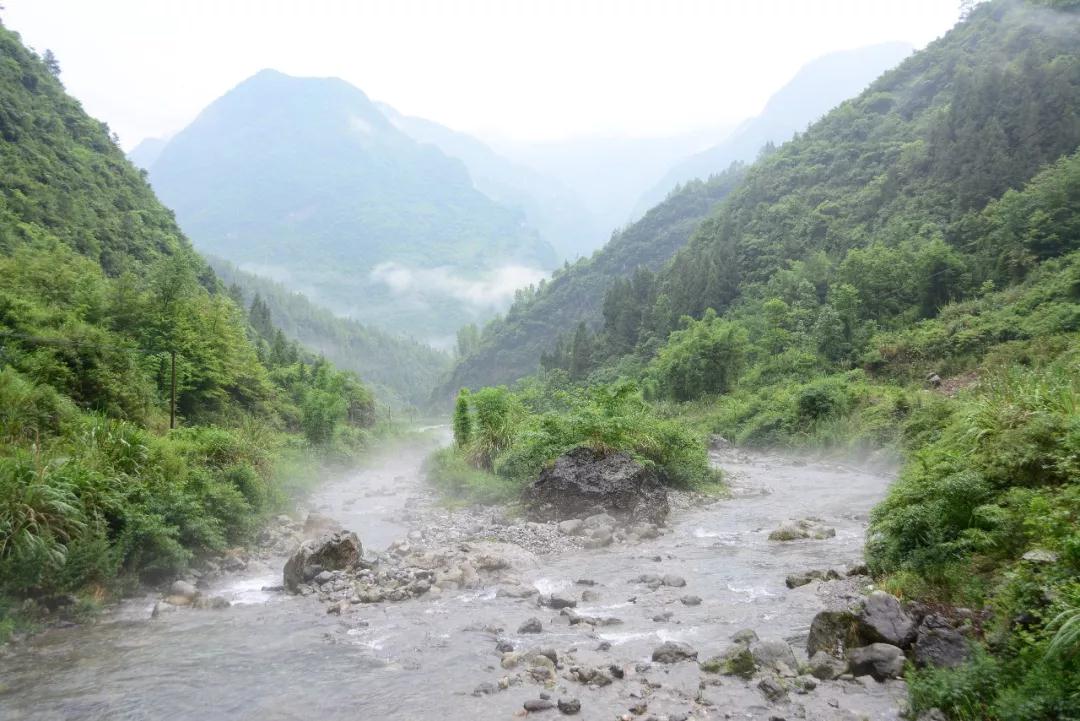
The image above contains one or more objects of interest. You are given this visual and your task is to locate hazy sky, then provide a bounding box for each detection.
[3,1,961,150]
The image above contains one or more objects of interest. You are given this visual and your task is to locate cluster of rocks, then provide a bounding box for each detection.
[151,579,230,618]
[768,517,837,541]
[555,512,663,550]
[806,590,973,681]
[785,563,868,588]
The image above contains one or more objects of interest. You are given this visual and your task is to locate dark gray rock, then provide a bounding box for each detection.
[557,697,581,715]
[848,643,906,681]
[518,617,543,634]
[651,641,698,663]
[526,447,670,525]
[524,698,555,712]
[807,651,847,680]
[758,675,788,702]
[283,531,361,593]
[541,592,578,610]
[680,595,702,606]
[807,610,862,658]
[913,615,970,669]
[858,591,917,648]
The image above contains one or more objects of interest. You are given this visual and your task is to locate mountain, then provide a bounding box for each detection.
[490,128,734,245]
[127,135,168,169]
[210,257,449,409]
[438,163,746,396]
[143,69,557,343]
[631,42,914,217]
[0,24,375,602]
[376,102,602,261]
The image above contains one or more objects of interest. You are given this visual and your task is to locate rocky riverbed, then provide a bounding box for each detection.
[0,432,960,721]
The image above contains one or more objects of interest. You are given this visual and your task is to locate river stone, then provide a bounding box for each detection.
[192,595,230,610]
[758,675,788,703]
[164,594,192,606]
[806,610,862,658]
[283,531,362,593]
[768,518,836,541]
[913,615,970,669]
[848,643,906,681]
[583,528,613,549]
[662,574,687,588]
[702,644,755,678]
[169,580,197,599]
[808,650,847,680]
[541,592,577,610]
[524,699,555,712]
[557,697,581,714]
[581,589,601,603]
[858,591,917,648]
[750,639,798,676]
[680,595,702,606]
[518,617,543,634]
[652,641,698,664]
[731,628,759,644]
[525,447,670,525]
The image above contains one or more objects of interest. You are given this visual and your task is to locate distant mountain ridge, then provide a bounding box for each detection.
[376,102,602,261]
[632,42,914,216]
[141,69,557,342]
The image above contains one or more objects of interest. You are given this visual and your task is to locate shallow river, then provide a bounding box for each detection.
[0,432,905,720]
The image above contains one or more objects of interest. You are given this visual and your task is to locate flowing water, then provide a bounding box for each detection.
[0,432,906,721]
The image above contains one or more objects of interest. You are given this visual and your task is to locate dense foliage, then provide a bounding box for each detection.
[428,377,718,505]
[0,23,377,634]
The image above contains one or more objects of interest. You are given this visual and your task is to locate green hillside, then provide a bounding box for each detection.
[439,164,746,399]
[0,23,377,625]
[210,258,449,409]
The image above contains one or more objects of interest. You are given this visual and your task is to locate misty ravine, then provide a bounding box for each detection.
[0,430,905,720]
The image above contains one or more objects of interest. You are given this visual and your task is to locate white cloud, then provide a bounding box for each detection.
[370,262,547,310]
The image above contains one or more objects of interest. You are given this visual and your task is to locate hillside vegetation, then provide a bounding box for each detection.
[450,2,1080,716]
[0,24,379,635]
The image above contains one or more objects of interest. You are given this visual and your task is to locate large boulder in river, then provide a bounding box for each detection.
[525,447,669,525]
[807,590,917,657]
[283,531,361,592]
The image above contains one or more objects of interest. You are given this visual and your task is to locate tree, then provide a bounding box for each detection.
[569,322,593,380]
[650,310,749,401]
[456,324,481,358]
[42,49,60,77]
[452,389,472,448]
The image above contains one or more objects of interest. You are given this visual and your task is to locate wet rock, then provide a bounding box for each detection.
[807,610,862,658]
[731,628,759,645]
[757,675,788,703]
[191,595,230,610]
[525,447,670,525]
[169,580,197,599]
[541,592,577,610]
[283,531,361,593]
[768,518,836,541]
[569,666,613,686]
[557,519,585,536]
[652,611,674,622]
[524,698,555,712]
[557,697,581,715]
[583,528,613,549]
[807,651,847,680]
[701,644,755,678]
[497,582,539,599]
[652,641,698,664]
[680,595,702,606]
[750,639,798,676]
[662,574,686,588]
[848,643,906,681]
[913,614,970,669]
[858,591,917,648]
[518,617,543,634]
[581,589,600,603]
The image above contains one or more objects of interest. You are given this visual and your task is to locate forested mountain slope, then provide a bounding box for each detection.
[210,258,449,409]
[438,164,746,396]
[144,70,556,341]
[377,102,601,262]
[0,24,376,615]
[632,42,913,217]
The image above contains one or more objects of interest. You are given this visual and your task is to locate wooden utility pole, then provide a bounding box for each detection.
[170,350,177,429]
